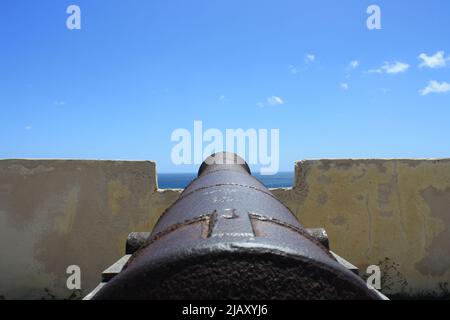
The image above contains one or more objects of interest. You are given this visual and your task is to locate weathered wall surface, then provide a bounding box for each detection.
[0,160,180,300]
[273,159,450,298]
[1,159,450,299]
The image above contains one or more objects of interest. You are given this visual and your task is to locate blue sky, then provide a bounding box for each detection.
[1,0,449,173]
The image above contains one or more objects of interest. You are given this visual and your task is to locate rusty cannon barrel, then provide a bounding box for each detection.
[91,152,382,300]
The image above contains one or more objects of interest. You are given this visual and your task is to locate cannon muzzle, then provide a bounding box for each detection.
[90,152,382,300]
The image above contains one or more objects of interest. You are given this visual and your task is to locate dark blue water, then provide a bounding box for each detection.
[158,172,294,189]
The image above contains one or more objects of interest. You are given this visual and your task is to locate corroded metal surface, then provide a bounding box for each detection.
[126,232,150,255]
[93,153,381,300]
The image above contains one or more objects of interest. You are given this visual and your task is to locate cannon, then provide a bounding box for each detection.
[86,153,385,300]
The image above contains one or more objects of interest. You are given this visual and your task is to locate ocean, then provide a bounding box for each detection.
[158,172,294,189]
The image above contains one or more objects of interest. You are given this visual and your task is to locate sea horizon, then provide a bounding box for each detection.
[158,171,294,189]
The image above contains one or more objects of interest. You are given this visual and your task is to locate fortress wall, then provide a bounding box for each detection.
[1,159,449,299]
[0,160,180,300]
[273,159,450,298]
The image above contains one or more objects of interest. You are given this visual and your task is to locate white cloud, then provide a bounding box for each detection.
[267,96,284,105]
[219,95,225,101]
[288,65,298,74]
[340,83,349,90]
[369,61,410,75]
[54,100,66,106]
[25,125,32,130]
[420,80,450,96]
[349,60,360,69]
[258,96,285,107]
[419,51,448,69]
[305,54,315,63]
[382,61,410,74]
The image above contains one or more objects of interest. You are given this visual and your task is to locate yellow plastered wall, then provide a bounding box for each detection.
[0,160,181,299]
[1,159,449,299]
[273,159,450,297]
